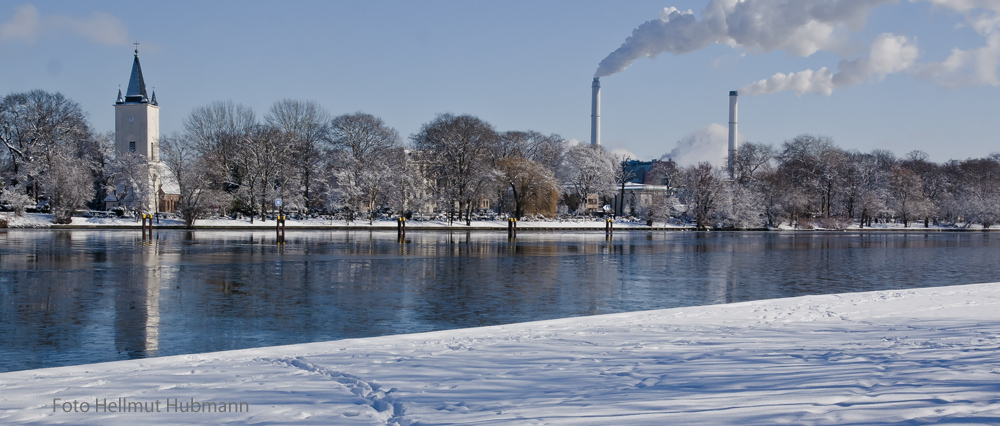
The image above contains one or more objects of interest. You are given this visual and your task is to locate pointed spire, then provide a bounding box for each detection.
[150,90,157,106]
[116,88,124,104]
[124,46,148,103]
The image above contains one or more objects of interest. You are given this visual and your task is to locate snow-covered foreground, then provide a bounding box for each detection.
[2,283,1000,425]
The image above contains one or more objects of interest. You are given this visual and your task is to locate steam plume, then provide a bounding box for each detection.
[597,0,1000,94]
[595,0,893,78]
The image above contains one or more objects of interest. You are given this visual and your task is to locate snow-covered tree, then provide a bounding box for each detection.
[954,158,1000,228]
[183,100,256,195]
[45,145,95,223]
[104,150,155,214]
[778,135,846,218]
[265,100,330,211]
[732,141,775,185]
[0,90,100,222]
[161,133,226,227]
[412,113,499,225]
[329,112,404,224]
[559,144,616,215]
[237,125,296,223]
[718,181,765,229]
[888,166,933,227]
[680,162,725,230]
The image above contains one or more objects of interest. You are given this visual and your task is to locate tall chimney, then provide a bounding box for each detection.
[591,77,601,146]
[728,90,738,178]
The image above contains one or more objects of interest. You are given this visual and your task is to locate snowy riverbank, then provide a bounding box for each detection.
[2,282,999,425]
[2,212,681,230]
[2,212,993,231]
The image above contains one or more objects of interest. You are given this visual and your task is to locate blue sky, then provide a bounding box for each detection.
[2,1,998,165]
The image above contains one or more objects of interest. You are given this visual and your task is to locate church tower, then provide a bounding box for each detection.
[115,46,160,162]
[110,45,177,213]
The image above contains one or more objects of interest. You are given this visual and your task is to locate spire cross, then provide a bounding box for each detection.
[133,41,140,54]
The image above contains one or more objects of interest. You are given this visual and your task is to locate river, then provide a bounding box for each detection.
[2,229,998,372]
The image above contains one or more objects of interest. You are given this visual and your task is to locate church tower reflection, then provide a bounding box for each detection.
[114,236,161,358]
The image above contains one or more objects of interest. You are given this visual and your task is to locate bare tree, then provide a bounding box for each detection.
[779,135,849,218]
[888,166,933,227]
[732,141,775,185]
[613,155,639,218]
[161,133,226,227]
[328,112,404,224]
[237,125,295,223]
[495,130,566,171]
[265,100,330,211]
[900,151,944,227]
[183,100,256,194]
[680,162,725,230]
[411,113,498,225]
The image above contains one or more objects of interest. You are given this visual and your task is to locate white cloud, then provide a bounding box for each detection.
[0,4,39,43]
[914,0,1000,87]
[918,33,1000,87]
[0,4,128,46]
[741,33,919,96]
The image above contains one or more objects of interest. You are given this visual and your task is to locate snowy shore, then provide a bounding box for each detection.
[2,282,999,425]
[2,212,994,231]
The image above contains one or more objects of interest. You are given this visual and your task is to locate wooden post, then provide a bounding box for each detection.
[605,218,613,236]
[141,214,153,239]
[276,214,286,244]
[397,217,406,242]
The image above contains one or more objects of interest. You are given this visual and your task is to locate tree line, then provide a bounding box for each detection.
[2,90,998,228]
[676,135,1000,229]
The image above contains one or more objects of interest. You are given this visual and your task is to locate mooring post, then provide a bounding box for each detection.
[605,218,613,236]
[276,214,286,244]
[507,218,514,239]
[397,217,406,242]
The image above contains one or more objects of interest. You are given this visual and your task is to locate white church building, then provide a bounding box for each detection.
[105,47,179,213]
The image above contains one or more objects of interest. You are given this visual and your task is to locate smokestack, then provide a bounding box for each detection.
[591,77,601,146]
[728,90,738,178]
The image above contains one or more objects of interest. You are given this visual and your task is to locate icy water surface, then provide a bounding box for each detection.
[2,229,999,372]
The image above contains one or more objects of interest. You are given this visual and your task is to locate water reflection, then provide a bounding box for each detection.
[2,229,1000,372]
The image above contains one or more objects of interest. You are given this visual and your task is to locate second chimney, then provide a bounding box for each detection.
[592,78,601,146]
[728,90,738,178]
